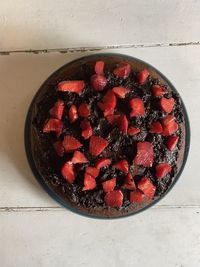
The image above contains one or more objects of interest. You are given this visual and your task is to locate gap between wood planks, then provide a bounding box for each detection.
[0,41,199,55]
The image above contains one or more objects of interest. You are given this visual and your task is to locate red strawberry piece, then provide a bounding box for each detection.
[118,114,128,134]
[106,114,121,125]
[134,142,154,167]
[130,190,145,203]
[82,173,96,191]
[78,103,90,118]
[160,97,175,113]
[95,61,105,75]
[49,99,64,120]
[61,161,76,184]
[162,115,178,136]
[129,98,145,117]
[156,163,172,179]
[90,74,107,91]
[89,136,109,157]
[149,121,163,134]
[57,80,85,94]
[102,178,116,193]
[85,167,99,178]
[80,119,93,139]
[137,177,156,199]
[128,127,140,136]
[43,119,63,135]
[69,105,78,123]
[151,84,166,96]
[166,136,179,151]
[112,86,130,98]
[112,159,129,173]
[63,135,82,152]
[98,90,116,116]
[53,141,65,157]
[137,69,149,85]
[113,63,131,79]
[71,151,88,164]
[104,190,123,207]
[95,158,112,169]
[123,172,136,190]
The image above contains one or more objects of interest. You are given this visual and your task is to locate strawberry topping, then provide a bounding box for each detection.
[71,151,88,164]
[137,69,149,85]
[95,158,112,169]
[61,161,76,184]
[151,84,166,96]
[80,119,93,139]
[85,167,99,178]
[162,115,178,136]
[63,136,82,152]
[127,127,140,136]
[89,136,109,157]
[43,119,62,135]
[90,74,107,91]
[104,190,123,207]
[156,163,172,179]
[166,136,179,151]
[78,103,90,118]
[130,190,145,203]
[82,173,96,191]
[160,97,175,113]
[58,80,85,94]
[113,63,131,79]
[49,99,64,120]
[53,141,65,157]
[69,105,78,123]
[112,86,130,98]
[112,159,129,173]
[134,142,154,167]
[95,61,105,75]
[149,121,163,134]
[98,90,116,116]
[137,177,156,199]
[123,172,136,190]
[129,98,145,117]
[102,178,116,193]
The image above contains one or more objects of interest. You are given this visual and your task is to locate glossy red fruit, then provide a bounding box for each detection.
[113,63,131,79]
[61,161,76,184]
[90,74,107,91]
[149,121,163,134]
[156,163,172,179]
[162,115,178,136]
[49,99,64,120]
[112,86,130,98]
[85,167,99,178]
[130,190,145,203]
[80,119,93,139]
[95,158,112,169]
[95,61,104,75]
[57,80,85,94]
[53,141,65,157]
[82,173,96,191]
[71,151,88,164]
[137,69,149,85]
[106,114,121,125]
[134,142,154,167]
[98,90,116,116]
[160,97,175,113]
[137,177,156,199]
[78,103,90,118]
[166,136,179,151]
[63,135,82,152]
[69,105,78,123]
[151,84,166,96]
[89,136,109,157]
[123,172,136,190]
[112,159,129,173]
[118,114,128,134]
[129,98,145,117]
[104,190,123,207]
[43,119,63,135]
[127,127,140,136]
[102,178,116,193]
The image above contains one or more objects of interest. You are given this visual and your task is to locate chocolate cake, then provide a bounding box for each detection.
[27,54,189,218]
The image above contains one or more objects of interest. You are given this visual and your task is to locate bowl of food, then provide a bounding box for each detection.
[25,53,190,219]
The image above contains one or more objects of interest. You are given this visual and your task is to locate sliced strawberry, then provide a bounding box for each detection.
[130,190,145,203]
[156,163,172,179]
[160,97,175,113]
[95,158,112,169]
[128,127,140,136]
[63,135,82,152]
[69,105,78,123]
[89,136,109,157]
[106,114,121,125]
[162,115,178,136]
[137,177,156,199]
[85,167,99,178]
[149,121,163,134]
[90,74,107,91]
[98,90,116,116]
[57,80,85,94]
[43,119,63,135]
[123,172,136,190]
[71,151,88,164]
[129,98,145,117]
[113,63,131,79]
[151,84,166,96]
[134,142,154,167]
[104,190,123,207]
[112,159,129,173]
[102,178,116,193]
[53,141,65,157]
[95,61,104,75]
[80,119,93,139]
[166,136,179,151]
[137,69,149,85]
[61,161,76,184]
[78,103,90,118]
[118,114,128,134]
[82,173,96,191]
[112,86,130,98]
[49,99,64,120]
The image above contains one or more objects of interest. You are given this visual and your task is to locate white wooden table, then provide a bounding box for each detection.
[0,1,200,266]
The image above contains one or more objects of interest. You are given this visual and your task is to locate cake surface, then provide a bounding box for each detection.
[29,54,186,218]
